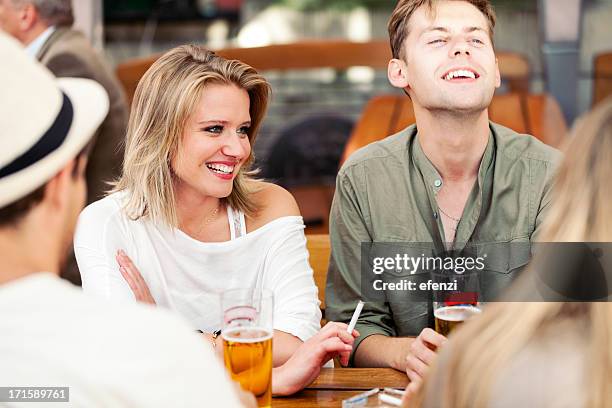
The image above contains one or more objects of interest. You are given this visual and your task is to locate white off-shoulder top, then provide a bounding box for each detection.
[74,192,321,342]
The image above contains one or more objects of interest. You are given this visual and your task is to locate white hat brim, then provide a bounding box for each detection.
[0,78,109,208]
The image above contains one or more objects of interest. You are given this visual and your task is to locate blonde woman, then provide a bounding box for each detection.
[74,45,358,395]
[403,99,612,407]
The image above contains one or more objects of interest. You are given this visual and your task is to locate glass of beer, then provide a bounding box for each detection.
[431,269,482,337]
[221,288,273,408]
[434,302,482,336]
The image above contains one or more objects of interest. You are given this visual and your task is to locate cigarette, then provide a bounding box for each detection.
[378,392,403,406]
[347,300,364,334]
[342,387,379,407]
[383,388,405,396]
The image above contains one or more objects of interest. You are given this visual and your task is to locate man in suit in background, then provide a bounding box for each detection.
[0,0,128,206]
[0,0,128,284]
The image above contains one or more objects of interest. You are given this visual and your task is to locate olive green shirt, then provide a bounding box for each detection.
[326,123,561,361]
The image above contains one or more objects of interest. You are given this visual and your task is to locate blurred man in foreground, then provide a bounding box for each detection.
[0,32,249,407]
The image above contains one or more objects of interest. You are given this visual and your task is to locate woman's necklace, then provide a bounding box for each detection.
[195,205,220,236]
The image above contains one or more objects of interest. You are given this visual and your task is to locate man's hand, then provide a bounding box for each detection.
[404,328,446,391]
[400,380,422,408]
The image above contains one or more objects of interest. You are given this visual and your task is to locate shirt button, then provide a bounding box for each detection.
[434,179,442,188]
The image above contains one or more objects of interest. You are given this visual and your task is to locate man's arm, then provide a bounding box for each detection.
[354,334,413,370]
[326,163,447,375]
[325,164,398,366]
[532,150,562,240]
[355,327,446,379]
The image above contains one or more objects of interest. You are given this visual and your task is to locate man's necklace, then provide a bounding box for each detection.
[438,205,461,223]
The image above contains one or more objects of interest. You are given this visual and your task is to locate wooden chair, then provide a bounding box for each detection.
[115,40,530,106]
[489,93,569,145]
[292,185,335,235]
[341,92,568,164]
[115,40,393,106]
[593,52,612,107]
[497,51,531,93]
[306,234,331,319]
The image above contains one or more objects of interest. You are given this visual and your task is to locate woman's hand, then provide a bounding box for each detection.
[115,249,156,305]
[272,322,359,396]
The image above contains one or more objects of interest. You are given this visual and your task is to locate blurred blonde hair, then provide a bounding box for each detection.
[541,99,612,242]
[112,44,271,227]
[415,99,612,408]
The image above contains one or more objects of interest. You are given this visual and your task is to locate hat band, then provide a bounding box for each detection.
[0,92,73,179]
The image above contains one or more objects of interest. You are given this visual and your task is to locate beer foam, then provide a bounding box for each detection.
[434,305,481,322]
[222,326,273,343]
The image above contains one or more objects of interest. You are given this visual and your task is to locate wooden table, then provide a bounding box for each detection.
[273,368,408,407]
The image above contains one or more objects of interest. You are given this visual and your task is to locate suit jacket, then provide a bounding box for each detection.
[37,27,128,205]
[38,28,129,285]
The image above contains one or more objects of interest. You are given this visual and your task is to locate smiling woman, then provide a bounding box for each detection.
[73,44,358,397]
[171,83,254,214]
[113,46,269,227]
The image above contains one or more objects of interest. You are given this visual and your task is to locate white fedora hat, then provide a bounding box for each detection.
[0,31,109,208]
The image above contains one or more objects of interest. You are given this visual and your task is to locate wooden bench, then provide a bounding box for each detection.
[341,93,568,164]
[594,52,612,107]
[116,40,531,105]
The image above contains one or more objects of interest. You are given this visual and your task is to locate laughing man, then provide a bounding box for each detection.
[325,0,560,392]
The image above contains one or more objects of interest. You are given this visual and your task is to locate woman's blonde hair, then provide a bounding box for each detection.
[112,44,271,226]
[416,99,612,408]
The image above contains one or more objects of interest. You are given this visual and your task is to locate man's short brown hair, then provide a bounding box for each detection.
[388,0,496,59]
[0,142,92,228]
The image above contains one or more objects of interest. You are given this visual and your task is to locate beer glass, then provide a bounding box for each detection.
[221,288,273,408]
[431,268,481,337]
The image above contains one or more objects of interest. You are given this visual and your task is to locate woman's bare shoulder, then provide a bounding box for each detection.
[248,181,301,228]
